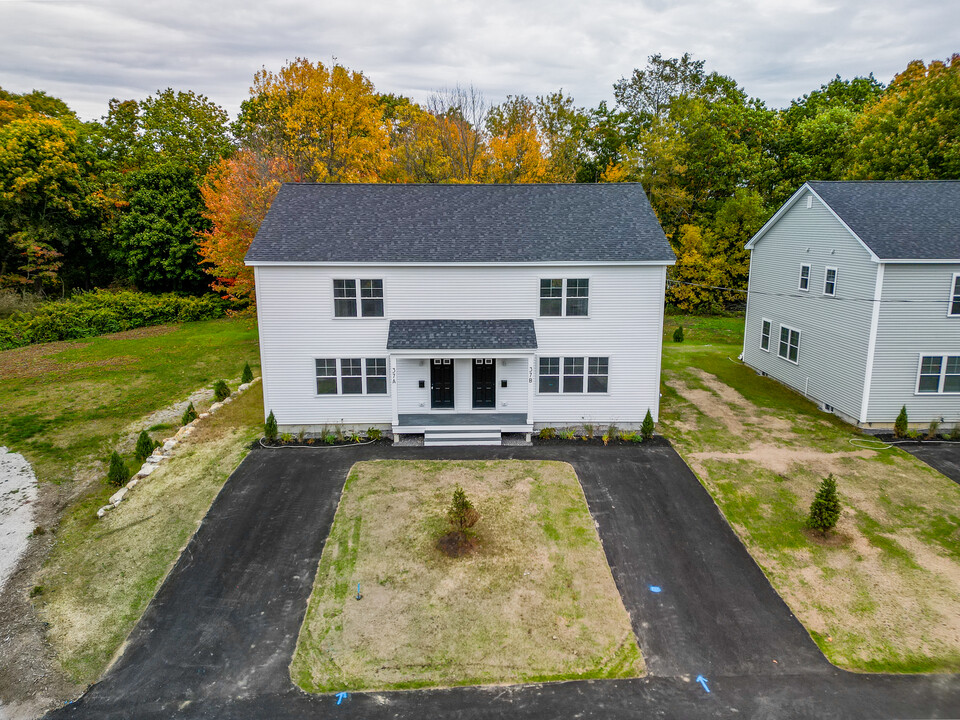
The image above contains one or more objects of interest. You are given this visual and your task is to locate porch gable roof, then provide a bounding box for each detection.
[386,319,538,351]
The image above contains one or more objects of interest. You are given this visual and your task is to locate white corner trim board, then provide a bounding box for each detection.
[96,377,261,520]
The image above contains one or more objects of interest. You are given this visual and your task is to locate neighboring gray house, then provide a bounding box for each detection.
[742,181,960,430]
[245,183,675,445]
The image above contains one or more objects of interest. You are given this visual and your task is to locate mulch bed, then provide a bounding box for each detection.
[257,438,394,448]
[533,435,672,448]
[871,433,960,445]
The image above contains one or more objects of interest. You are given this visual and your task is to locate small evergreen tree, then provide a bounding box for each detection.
[448,484,478,533]
[107,451,129,487]
[264,410,278,441]
[807,475,841,534]
[134,430,155,463]
[213,379,230,402]
[673,325,684,343]
[241,362,253,384]
[894,405,909,438]
[641,409,655,440]
[182,401,198,425]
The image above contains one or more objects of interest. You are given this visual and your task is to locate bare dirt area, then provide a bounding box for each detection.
[291,459,643,693]
[663,366,960,672]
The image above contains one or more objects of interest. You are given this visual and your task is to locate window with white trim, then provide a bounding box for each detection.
[760,319,771,351]
[333,279,384,317]
[823,267,837,297]
[778,325,800,364]
[798,264,810,291]
[917,354,960,394]
[539,356,608,393]
[315,358,388,394]
[540,278,589,317]
[949,274,960,317]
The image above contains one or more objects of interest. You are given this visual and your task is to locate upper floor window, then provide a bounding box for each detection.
[917,354,960,394]
[823,267,837,297]
[778,325,800,364]
[798,264,810,291]
[540,278,589,317]
[334,279,383,317]
[760,318,771,351]
[949,274,960,317]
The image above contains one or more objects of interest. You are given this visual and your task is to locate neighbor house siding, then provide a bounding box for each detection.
[742,192,878,420]
[254,263,666,427]
[866,263,960,424]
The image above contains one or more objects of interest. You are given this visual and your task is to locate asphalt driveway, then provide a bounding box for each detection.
[901,441,960,485]
[47,443,960,719]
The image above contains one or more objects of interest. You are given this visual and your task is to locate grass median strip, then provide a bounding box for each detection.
[291,459,643,692]
[32,385,262,684]
[661,314,960,672]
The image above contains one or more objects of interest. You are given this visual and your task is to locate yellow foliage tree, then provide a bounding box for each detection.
[486,96,548,183]
[381,97,453,183]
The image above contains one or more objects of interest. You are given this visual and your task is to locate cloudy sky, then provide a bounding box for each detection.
[1,0,957,122]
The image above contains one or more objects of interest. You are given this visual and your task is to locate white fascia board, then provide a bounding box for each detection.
[245,259,676,268]
[745,183,881,264]
[879,258,960,265]
[389,349,535,359]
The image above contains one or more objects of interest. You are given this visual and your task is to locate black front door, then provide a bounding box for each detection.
[431,359,455,409]
[472,359,496,409]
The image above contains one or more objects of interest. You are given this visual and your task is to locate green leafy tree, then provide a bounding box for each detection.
[115,161,211,292]
[807,475,842,534]
[134,430,155,464]
[264,410,278,441]
[107,451,129,487]
[894,405,909,438]
[641,409,655,440]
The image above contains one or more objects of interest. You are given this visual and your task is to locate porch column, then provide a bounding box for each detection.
[390,355,399,427]
[526,355,534,425]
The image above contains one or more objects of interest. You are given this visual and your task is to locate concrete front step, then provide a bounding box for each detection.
[423,429,503,447]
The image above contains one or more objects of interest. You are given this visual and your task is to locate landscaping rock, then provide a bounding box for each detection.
[238,383,250,392]
[137,463,157,477]
[199,412,211,419]
[109,488,127,505]
[96,506,110,519]
[161,440,177,453]
[127,478,139,489]
[209,402,223,413]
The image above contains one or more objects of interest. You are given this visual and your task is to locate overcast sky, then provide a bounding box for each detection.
[1,0,957,122]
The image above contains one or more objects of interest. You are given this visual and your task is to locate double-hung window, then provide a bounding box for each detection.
[778,325,800,364]
[823,267,837,297]
[539,356,608,393]
[315,358,388,395]
[949,274,960,317]
[760,319,771,351]
[334,279,384,317]
[540,278,589,317]
[798,264,810,291]
[917,354,960,394]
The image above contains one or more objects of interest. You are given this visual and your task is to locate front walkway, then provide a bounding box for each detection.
[47,444,960,719]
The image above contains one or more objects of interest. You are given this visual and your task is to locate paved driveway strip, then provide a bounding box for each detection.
[901,441,960,486]
[47,444,960,719]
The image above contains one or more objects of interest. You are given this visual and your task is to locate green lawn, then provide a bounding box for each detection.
[0,318,260,485]
[660,314,960,672]
[291,460,643,692]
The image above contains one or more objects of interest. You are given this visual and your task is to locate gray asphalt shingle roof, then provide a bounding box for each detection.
[244,183,674,264]
[386,319,538,350]
[808,181,960,260]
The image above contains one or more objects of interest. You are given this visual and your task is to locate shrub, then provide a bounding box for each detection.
[181,402,198,425]
[583,423,594,439]
[538,427,556,440]
[0,289,228,350]
[950,424,960,441]
[560,428,575,440]
[807,475,841,534]
[134,430,156,463]
[241,362,253,384]
[894,405,909,438]
[602,433,610,446]
[926,420,940,440]
[618,430,638,443]
[673,325,684,343]
[324,433,336,445]
[213,379,230,402]
[107,451,129,487]
[366,427,383,441]
[641,409,655,440]
[264,411,278,441]
[280,432,293,443]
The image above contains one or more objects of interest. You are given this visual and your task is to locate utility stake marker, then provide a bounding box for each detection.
[696,675,710,693]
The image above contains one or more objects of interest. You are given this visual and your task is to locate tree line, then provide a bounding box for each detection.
[1,53,957,311]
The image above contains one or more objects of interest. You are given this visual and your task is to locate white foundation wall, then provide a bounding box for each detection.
[254,263,667,426]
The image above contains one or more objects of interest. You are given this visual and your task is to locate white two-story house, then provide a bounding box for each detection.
[245,183,675,445]
[743,180,960,430]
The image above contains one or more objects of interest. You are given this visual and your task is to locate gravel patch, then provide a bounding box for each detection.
[0,447,38,592]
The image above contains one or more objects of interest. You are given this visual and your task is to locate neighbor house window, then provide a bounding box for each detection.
[823,267,837,297]
[315,357,389,395]
[587,357,609,393]
[798,264,810,291]
[539,357,560,393]
[778,325,800,364]
[760,319,771,351]
[917,354,960,394]
[540,278,589,317]
[539,356,609,393]
[315,359,338,394]
[334,279,383,317]
[950,274,960,317]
